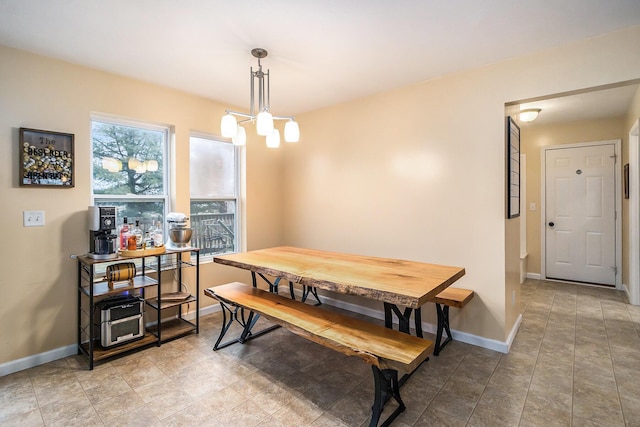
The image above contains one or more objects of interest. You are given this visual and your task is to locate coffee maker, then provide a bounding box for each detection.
[88,206,118,259]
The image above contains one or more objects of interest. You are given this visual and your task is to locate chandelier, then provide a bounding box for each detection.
[220,48,300,148]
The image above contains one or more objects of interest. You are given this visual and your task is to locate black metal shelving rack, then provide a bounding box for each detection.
[76,248,200,369]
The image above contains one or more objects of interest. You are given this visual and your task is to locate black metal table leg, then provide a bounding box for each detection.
[301,285,322,305]
[384,303,414,334]
[370,366,405,427]
[413,307,423,338]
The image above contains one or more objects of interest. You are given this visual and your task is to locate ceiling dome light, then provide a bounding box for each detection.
[519,108,541,123]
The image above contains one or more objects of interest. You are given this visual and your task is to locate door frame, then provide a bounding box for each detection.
[540,139,622,288]
[628,120,639,304]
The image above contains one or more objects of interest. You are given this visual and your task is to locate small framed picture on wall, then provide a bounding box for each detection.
[624,163,629,199]
[506,117,520,218]
[19,127,74,187]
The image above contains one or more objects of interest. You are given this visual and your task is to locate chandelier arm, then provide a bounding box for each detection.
[225,110,294,122]
[225,110,255,119]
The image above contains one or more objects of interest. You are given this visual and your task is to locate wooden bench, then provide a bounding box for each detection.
[428,287,475,356]
[205,282,434,427]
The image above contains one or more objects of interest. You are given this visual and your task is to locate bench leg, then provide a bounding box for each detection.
[370,366,405,427]
[212,301,280,350]
[434,303,452,356]
[213,301,242,350]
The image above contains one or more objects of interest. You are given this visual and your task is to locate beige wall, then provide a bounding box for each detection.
[0,45,283,365]
[521,117,626,276]
[623,86,640,300]
[284,26,640,343]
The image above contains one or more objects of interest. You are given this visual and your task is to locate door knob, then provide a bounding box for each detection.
[548,222,555,227]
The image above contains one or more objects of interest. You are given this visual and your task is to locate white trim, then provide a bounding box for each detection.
[0,344,77,377]
[184,301,221,320]
[505,314,523,353]
[526,272,542,280]
[541,140,622,288]
[623,283,632,303]
[629,120,640,305]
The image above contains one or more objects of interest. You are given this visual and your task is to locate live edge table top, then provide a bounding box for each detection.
[214,246,465,309]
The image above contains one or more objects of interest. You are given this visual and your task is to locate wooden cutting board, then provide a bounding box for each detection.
[161,292,191,301]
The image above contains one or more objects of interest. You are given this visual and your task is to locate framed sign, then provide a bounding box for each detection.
[20,128,74,187]
[624,163,630,199]
[506,117,520,218]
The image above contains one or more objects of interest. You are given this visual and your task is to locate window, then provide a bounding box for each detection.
[190,135,240,258]
[91,117,169,233]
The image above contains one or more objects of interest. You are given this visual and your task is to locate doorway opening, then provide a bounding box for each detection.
[505,79,639,294]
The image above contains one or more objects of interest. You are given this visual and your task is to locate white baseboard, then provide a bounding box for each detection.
[0,344,77,377]
[0,303,222,377]
[185,301,220,320]
[526,272,541,280]
[319,293,510,354]
[505,314,523,353]
[2,289,514,376]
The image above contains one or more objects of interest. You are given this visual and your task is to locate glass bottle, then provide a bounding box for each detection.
[143,231,154,249]
[152,221,164,247]
[119,217,130,250]
[132,220,143,249]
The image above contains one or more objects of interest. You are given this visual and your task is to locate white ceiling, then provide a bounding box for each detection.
[1,0,640,121]
[509,83,640,126]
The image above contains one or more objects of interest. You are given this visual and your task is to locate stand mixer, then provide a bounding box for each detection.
[166,212,193,249]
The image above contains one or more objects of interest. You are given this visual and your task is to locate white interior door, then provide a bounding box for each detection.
[545,143,616,286]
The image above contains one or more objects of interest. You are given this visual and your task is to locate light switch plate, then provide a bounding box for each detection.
[24,210,45,227]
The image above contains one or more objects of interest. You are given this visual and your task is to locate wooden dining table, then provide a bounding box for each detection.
[214,246,466,336]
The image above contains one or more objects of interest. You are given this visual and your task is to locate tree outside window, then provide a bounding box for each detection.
[91,119,169,230]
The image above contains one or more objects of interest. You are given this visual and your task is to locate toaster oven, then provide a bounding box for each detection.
[95,295,145,347]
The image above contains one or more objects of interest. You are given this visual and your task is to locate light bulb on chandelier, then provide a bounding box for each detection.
[221,48,300,147]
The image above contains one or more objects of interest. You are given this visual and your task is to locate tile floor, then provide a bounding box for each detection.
[2,279,640,426]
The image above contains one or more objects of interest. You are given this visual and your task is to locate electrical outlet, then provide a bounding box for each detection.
[24,210,45,227]
[512,290,516,305]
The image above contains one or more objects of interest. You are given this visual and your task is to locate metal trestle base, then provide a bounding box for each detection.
[213,300,279,350]
[370,366,405,427]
